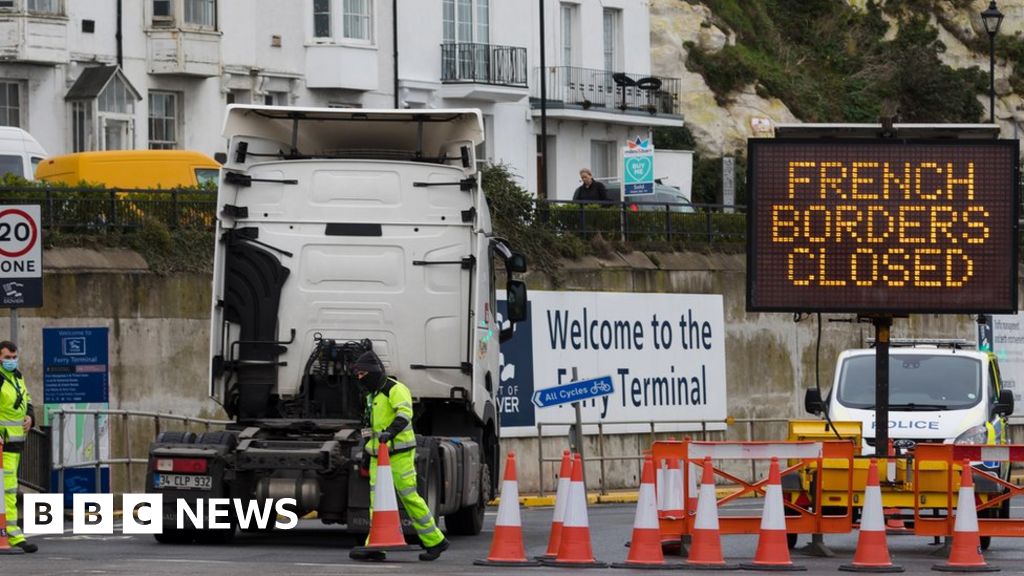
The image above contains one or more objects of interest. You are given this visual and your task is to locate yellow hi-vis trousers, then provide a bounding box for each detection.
[3,450,23,545]
[367,449,444,547]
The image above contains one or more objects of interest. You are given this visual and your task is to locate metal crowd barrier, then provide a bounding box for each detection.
[50,408,230,495]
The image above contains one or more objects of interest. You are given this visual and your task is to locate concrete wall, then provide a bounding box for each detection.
[8,248,992,493]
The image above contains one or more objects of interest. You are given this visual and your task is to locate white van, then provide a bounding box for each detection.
[807,340,1014,476]
[0,127,47,180]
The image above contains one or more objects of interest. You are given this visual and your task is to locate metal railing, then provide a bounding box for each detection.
[441,42,528,87]
[51,408,230,495]
[537,199,747,244]
[0,187,217,231]
[532,66,682,116]
[16,427,50,492]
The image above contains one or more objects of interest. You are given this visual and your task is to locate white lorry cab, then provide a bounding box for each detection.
[147,105,528,543]
[807,340,1014,473]
[0,127,46,180]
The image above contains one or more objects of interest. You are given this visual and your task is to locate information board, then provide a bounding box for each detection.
[747,140,1019,313]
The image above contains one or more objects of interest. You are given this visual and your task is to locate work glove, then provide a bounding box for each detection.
[378,430,394,445]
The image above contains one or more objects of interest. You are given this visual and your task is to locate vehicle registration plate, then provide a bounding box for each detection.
[153,473,212,490]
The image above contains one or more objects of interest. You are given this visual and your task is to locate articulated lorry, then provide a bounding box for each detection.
[146,105,528,543]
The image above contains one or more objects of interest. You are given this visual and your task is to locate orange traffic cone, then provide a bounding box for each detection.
[475,452,539,567]
[0,445,24,555]
[687,456,739,570]
[538,450,573,560]
[656,458,666,513]
[350,443,420,557]
[612,455,672,570]
[540,452,607,567]
[839,458,904,573]
[932,460,999,572]
[741,457,805,571]
[663,457,684,519]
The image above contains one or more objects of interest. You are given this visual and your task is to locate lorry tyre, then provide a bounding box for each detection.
[198,430,238,449]
[154,530,195,544]
[195,526,237,545]
[156,431,197,444]
[444,462,490,535]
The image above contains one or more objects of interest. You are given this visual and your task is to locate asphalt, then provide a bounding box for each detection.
[10,501,1024,575]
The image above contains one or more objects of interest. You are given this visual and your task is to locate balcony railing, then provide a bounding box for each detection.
[532,66,681,116]
[441,42,528,88]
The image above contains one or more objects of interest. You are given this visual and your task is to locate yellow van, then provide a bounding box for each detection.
[35,150,220,188]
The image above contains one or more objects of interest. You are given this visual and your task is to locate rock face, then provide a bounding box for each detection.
[651,0,1024,155]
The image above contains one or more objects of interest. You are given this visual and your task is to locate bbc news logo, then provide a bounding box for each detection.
[23,494,299,535]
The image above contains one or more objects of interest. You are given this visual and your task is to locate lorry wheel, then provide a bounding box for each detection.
[156,431,197,444]
[980,536,991,551]
[198,430,238,449]
[444,462,490,536]
[154,529,195,544]
[787,533,798,549]
[195,526,236,545]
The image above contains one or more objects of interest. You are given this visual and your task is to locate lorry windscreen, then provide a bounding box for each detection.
[836,354,982,410]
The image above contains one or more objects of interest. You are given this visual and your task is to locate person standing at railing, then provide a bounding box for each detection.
[572,168,612,204]
[0,340,36,553]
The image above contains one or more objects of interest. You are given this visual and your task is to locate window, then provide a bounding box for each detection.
[560,3,576,66]
[313,0,330,38]
[342,0,371,41]
[0,1,14,9]
[151,0,172,21]
[603,8,621,72]
[0,156,22,178]
[0,82,20,127]
[442,0,488,43]
[72,101,93,152]
[590,140,615,179]
[442,0,489,80]
[148,91,179,150]
[184,0,215,28]
[27,0,60,13]
[837,354,983,410]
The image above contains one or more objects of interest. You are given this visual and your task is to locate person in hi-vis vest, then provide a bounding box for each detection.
[0,340,36,553]
[348,349,449,562]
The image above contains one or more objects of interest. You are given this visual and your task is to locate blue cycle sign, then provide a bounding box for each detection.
[532,375,615,408]
[623,137,654,197]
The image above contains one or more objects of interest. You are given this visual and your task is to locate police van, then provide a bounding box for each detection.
[808,339,1013,455]
[805,338,1014,545]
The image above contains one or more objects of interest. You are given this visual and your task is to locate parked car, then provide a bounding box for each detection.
[0,127,47,180]
[602,179,696,213]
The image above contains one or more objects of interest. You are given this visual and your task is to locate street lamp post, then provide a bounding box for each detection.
[981,0,1004,124]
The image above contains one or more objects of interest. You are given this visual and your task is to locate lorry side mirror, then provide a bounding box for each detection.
[504,280,527,324]
[507,252,527,274]
[804,388,824,415]
[996,389,1015,416]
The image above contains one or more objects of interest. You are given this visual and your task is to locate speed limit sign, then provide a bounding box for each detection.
[0,204,42,308]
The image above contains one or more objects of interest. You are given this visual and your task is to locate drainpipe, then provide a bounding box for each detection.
[538,0,548,200]
[392,0,399,108]
[116,0,123,68]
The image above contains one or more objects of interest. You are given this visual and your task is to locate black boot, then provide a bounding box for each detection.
[349,548,385,561]
[16,541,38,553]
[418,538,449,561]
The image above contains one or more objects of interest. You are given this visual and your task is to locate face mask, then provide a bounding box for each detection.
[1,359,17,372]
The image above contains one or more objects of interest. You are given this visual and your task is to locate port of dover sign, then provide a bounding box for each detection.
[497,291,726,437]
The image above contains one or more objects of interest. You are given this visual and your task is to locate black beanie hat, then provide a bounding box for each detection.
[351,350,384,375]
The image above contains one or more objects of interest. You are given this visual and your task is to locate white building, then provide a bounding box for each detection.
[0,0,682,198]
